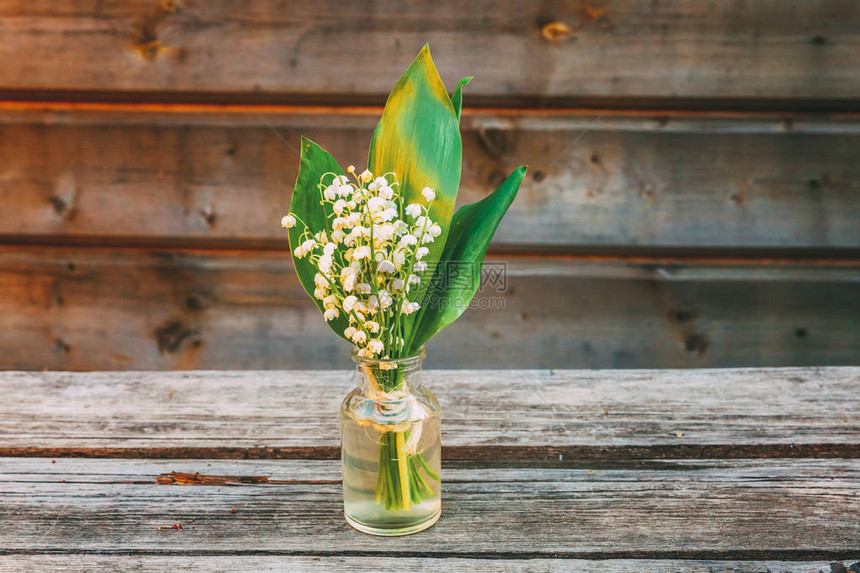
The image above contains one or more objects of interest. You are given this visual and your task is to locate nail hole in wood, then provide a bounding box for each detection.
[156,321,198,354]
[684,333,710,356]
[200,210,217,226]
[48,196,67,215]
[138,40,162,61]
[184,295,204,312]
[672,309,696,324]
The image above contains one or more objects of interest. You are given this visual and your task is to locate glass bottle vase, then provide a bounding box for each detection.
[340,347,441,536]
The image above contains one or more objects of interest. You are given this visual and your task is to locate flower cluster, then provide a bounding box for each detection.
[282,167,440,360]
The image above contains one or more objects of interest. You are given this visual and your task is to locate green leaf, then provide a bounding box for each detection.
[367,45,463,340]
[451,76,473,121]
[288,136,350,341]
[406,166,527,353]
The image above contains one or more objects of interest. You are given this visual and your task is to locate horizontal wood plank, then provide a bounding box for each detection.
[0,1,858,100]
[1,108,859,249]
[1,368,857,453]
[1,556,853,573]
[0,246,858,370]
[0,458,858,556]
[2,369,858,560]
[1,556,855,573]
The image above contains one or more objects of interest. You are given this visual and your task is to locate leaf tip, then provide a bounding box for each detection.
[508,166,528,183]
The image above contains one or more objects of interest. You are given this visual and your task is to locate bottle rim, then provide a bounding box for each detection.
[350,345,426,367]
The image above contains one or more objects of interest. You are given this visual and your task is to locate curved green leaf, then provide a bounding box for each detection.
[288,136,350,341]
[406,166,527,353]
[367,45,463,334]
[451,76,473,121]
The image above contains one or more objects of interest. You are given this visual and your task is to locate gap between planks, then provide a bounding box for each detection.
[0,555,857,573]
[1,90,859,114]
[0,550,858,561]
[1,241,859,267]
[3,444,860,462]
[1,99,859,133]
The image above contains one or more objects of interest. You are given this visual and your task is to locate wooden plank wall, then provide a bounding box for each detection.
[0,0,858,370]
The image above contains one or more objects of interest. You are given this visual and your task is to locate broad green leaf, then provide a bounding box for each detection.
[451,76,472,121]
[406,166,527,353]
[367,45,463,341]
[288,136,350,341]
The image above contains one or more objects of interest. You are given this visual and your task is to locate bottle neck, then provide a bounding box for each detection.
[353,349,425,398]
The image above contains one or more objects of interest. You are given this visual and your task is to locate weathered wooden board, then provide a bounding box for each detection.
[1,369,858,565]
[0,368,857,453]
[1,108,859,249]
[0,1,858,100]
[0,458,858,555]
[0,246,858,371]
[1,556,852,573]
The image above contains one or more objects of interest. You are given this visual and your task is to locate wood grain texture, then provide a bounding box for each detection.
[1,108,859,249]
[0,458,858,556]
[0,246,858,370]
[0,368,857,452]
[0,1,858,100]
[0,556,854,573]
[2,369,858,563]
[3,0,859,566]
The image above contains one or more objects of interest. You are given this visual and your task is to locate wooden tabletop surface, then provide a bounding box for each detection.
[1,368,859,572]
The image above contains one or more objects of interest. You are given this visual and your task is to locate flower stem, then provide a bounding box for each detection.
[395,432,411,511]
[416,451,440,482]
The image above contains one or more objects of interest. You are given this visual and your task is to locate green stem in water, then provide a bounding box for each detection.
[389,435,402,508]
[407,460,421,504]
[395,431,411,511]
[415,452,441,482]
[376,442,386,505]
[376,430,437,511]
[372,365,438,511]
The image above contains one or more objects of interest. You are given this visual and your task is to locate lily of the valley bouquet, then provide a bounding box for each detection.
[281,46,525,535]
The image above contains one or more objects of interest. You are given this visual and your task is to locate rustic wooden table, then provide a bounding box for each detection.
[1,368,858,571]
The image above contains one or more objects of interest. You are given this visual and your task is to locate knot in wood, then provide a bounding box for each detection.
[541,21,573,42]
[138,40,163,61]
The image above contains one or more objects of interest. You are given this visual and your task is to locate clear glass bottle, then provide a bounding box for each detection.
[340,347,441,536]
